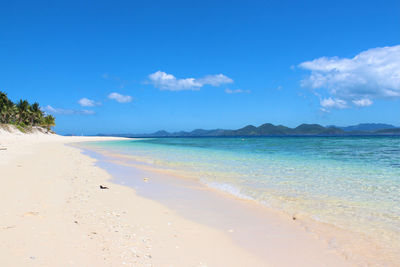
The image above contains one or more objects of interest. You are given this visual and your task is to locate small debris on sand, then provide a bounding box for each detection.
[100,185,109,189]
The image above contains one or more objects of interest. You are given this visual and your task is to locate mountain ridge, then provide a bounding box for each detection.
[97,123,400,137]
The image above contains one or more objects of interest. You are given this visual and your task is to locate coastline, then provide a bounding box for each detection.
[0,134,267,266]
[80,141,394,267]
[0,133,357,266]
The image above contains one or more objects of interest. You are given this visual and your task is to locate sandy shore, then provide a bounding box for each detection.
[0,133,355,266]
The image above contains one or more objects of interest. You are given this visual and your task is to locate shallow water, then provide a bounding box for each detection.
[82,136,400,264]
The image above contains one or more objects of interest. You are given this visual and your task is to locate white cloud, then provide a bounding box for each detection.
[78,98,101,107]
[43,105,95,115]
[107,92,132,103]
[225,89,250,94]
[352,98,373,107]
[299,45,400,109]
[198,74,234,86]
[320,98,347,109]
[148,71,233,91]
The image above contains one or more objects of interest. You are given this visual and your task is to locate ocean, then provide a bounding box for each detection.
[82,136,400,264]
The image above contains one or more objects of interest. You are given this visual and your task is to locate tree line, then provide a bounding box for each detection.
[0,91,55,132]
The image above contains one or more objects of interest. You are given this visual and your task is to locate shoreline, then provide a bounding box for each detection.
[78,140,362,266]
[79,138,399,267]
[0,134,268,266]
[0,133,379,266]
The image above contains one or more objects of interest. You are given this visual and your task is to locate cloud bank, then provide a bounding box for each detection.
[108,92,132,103]
[299,45,400,110]
[148,71,233,91]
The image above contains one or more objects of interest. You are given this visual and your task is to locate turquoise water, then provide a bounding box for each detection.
[85,136,400,257]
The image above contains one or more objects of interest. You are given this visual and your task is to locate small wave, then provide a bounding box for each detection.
[200,179,255,201]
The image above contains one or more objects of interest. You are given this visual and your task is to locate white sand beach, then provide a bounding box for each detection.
[2,1,399,265]
[0,132,355,266]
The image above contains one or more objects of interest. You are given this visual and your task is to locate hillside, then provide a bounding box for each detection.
[128,123,348,137]
[112,122,400,138]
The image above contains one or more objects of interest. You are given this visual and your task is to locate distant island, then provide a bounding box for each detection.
[98,123,400,138]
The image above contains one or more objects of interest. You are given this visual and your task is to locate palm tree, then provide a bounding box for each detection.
[0,91,8,104]
[16,99,31,125]
[29,102,43,126]
[0,92,17,124]
[42,115,55,132]
[1,91,56,132]
[0,91,10,123]
[1,100,16,124]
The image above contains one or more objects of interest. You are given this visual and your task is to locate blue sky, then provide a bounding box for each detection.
[1,0,399,134]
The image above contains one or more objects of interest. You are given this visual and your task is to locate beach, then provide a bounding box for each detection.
[2,1,398,265]
[0,133,372,266]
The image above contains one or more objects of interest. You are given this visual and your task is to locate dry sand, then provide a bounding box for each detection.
[0,133,355,266]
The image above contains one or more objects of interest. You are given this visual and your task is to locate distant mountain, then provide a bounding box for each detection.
[333,123,397,132]
[293,124,343,135]
[236,125,257,135]
[257,123,292,135]
[98,122,400,138]
[131,123,346,137]
[151,130,170,137]
[225,123,344,136]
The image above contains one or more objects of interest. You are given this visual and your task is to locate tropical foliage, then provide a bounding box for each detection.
[0,91,55,131]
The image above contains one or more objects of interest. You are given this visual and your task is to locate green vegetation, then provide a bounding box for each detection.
[0,91,55,132]
[42,115,55,132]
[138,123,399,137]
[143,123,345,137]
